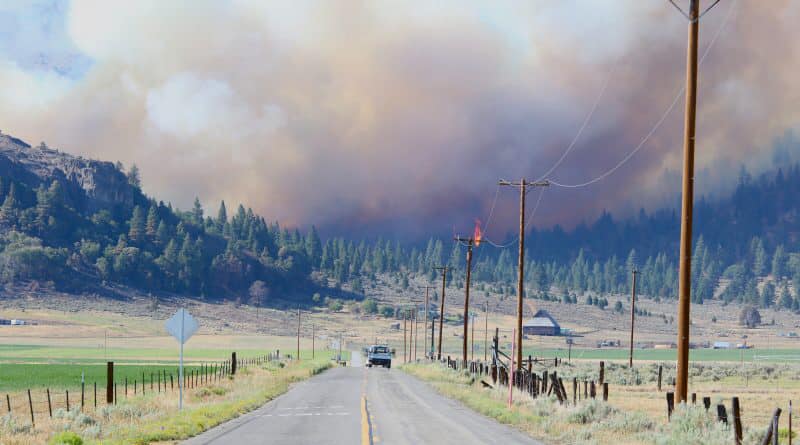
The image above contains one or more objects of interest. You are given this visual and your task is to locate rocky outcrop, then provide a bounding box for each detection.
[0,132,137,212]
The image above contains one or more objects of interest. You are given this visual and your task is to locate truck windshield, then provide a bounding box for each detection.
[373,347,388,353]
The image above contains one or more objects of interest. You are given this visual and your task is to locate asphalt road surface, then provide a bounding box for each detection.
[184,352,542,445]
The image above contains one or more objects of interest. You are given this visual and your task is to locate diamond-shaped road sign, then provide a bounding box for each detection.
[165,308,198,344]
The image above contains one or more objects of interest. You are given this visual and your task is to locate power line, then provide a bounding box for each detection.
[548,0,735,189]
[535,66,615,182]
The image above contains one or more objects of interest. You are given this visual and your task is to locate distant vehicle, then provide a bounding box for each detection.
[367,345,392,368]
[10,319,25,326]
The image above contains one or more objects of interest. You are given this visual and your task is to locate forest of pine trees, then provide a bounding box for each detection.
[1,156,800,311]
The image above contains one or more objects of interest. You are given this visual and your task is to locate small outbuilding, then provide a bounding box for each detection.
[522,310,561,336]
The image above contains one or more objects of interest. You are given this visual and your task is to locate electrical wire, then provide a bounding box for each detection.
[482,187,546,248]
[535,65,615,182]
[548,0,736,189]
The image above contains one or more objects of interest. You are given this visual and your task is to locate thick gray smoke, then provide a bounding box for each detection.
[1,1,798,239]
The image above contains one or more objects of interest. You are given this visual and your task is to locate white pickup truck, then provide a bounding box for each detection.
[366,345,392,368]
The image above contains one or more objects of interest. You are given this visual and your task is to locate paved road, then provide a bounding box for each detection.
[184,352,542,445]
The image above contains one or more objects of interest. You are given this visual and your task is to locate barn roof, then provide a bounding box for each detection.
[523,310,560,328]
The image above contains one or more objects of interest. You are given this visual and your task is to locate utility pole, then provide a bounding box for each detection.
[675,0,700,404]
[413,306,418,361]
[403,312,408,364]
[499,178,549,369]
[434,266,450,360]
[484,301,489,362]
[629,269,638,368]
[471,312,476,362]
[423,286,435,358]
[296,308,301,361]
[454,235,479,365]
[312,324,315,360]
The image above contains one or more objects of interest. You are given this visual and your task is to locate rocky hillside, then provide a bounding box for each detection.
[0,132,140,214]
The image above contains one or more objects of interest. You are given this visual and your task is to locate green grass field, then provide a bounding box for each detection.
[517,346,800,362]
[0,363,205,392]
[0,345,349,392]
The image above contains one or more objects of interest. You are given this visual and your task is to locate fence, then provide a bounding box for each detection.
[2,351,282,427]
[432,334,790,445]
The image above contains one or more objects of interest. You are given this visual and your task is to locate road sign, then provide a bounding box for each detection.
[165,308,198,409]
[166,308,198,344]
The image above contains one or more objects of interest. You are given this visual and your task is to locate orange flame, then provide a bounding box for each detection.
[473,219,482,246]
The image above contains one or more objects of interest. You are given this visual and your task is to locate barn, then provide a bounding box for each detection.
[522,310,561,336]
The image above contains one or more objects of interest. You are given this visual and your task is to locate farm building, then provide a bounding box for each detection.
[522,310,561,336]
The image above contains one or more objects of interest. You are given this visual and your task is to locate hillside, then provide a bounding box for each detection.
[0,132,318,301]
[1,130,800,316]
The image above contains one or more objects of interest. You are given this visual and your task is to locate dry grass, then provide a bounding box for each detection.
[402,361,792,445]
[0,358,333,445]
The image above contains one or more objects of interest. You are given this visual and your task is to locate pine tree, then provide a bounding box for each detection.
[192,197,203,226]
[127,164,141,188]
[155,220,169,246]
[305,225,322,267]
[772,245,786,279]
[128,206,145,243]
[0,182,19,227]
[761,281,775,308]
[145,205,159,239]
[752,237,767,276]
[216,201,227,233]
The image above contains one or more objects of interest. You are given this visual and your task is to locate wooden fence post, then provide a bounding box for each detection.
[232,352,237,376]
[46,389,52,417]
[590,381,596,399]
[666,392,675,420]
[602,383,609,401]
[760,408,782,445]
[599,361,605,386]
[66,389,70,411]
[6,394,10,413]
[81,381,85,411]
[732,397,743,445]
[657,365,663,392]
[717,404,728,424]
[572,378,577,405]
[106,362,114,404]
[94,382,97,408]
[703,396,711,410]
[27,389,34,427]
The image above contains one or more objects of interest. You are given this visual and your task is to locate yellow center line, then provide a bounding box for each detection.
[361,395,372,445]
[361,366,373,445]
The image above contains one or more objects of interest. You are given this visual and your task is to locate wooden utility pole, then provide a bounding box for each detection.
[676,0,700,404]
[434,266,450,360]
[499,178,549,369]
[629,269,638,368]
[413,306,418,361]
[312,324,315,359]
[403,312,408,363]
[423,286,435,358]
[471,312,476,362]
[296,308,301,360]
[484,301,489,362]
[454,236,478,365]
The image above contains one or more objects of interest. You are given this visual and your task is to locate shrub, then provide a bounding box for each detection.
[49,431,84,445]
[361,298,378,314]
[653,405,732,445]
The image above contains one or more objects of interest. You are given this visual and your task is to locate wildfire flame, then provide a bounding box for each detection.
[473,219,482,246]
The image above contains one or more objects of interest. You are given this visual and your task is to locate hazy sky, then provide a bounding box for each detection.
[1,1,798,240]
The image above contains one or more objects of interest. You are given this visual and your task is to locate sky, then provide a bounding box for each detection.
[0,0,799,241]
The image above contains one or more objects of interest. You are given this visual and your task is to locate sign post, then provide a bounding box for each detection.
[166,308,198,410]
